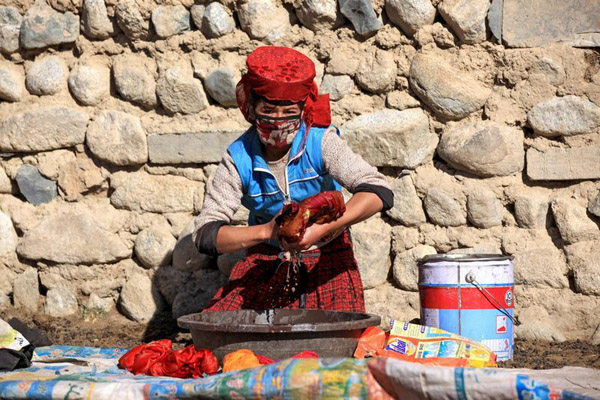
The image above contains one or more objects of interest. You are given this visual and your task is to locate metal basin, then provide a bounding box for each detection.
[177,309,381,361]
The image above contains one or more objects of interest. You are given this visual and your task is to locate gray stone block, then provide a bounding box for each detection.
[0,106,89,152]
[320,74,354,101]
[438,120,524,177]
[386,175,426,226]
[424,187,466,227]
[526,148,600,181]
[467,190,503,228]
[86,110,148,166]
[0,6,22,54]
[514,195,548,229]
[81,0,116,39]
[13,268,39,313]
[237,0,291,41]
[151,5,190,39]
[119,273,165,323]
[410,53,491,120]
[134,227,176,269]
[488,0,503,42]
[385,0,435,36]
[0,107,89,152]
[148,131,241,164]
[204,67,238,107]
[20,0,79,49]
[115,0,149,40]
[190,5,205,29]
[0,211,17,257]
[552,198,599,244]
[352,217,391,289]
[157,63,208,115]
[113,53,157,109]
[68,61,110,106]
[15,164,57,206]
[566,241,600,296]
[26,56,66,96]
[296,0,343,32]
[17,212,131,263]
[85,293,114,313]
[172,221,211,272]
[170,269,227,318]
[110,171,203,214]
[338,0,382,36]
[356,49,396,94]
[201,2,235,38]
[45,287,78,317]
[589,192,600,218]
[438,0,489,44]
[528,96,600,138]
[342,109,437,168]
[0,61,23,102]
[503,0,600,47]
[393,245,437,291]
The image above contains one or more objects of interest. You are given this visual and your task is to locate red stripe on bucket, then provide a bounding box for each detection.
[419,286,513,310]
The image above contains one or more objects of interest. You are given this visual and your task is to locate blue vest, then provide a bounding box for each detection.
[228,123,342,226]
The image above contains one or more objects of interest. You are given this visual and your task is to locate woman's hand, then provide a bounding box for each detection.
[281,222,333,252]
[262,216,279,241]
[216,215,279,254]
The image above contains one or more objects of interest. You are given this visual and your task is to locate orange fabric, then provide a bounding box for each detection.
[222,349,261,373]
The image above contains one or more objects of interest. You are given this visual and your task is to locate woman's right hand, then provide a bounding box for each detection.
[262,216,279,241]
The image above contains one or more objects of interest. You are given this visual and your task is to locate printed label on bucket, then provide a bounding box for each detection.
[496,315,507,334]
[482,338,512,360]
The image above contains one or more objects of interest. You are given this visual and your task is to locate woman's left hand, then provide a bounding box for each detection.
[281,222,332,252]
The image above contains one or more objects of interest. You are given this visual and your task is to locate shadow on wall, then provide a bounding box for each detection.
[139,217,244,342]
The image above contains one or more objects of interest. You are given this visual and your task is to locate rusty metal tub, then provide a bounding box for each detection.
[177,309,381,361]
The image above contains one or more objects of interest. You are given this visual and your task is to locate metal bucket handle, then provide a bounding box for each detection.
[465,271,520,326]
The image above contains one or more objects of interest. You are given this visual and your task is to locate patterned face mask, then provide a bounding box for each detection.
[255,113,302,148]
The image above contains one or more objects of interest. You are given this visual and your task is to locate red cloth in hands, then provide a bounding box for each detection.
[300,191,345,224]
[277,191,346,243]
[118,341,219,378]
[276,202,309,243]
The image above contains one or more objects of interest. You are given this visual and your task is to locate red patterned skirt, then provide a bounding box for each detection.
[203,229,365,312]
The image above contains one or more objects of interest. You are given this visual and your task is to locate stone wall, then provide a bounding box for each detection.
[0,0,599,343]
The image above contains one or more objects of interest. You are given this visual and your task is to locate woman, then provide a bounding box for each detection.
[193,46,393,312]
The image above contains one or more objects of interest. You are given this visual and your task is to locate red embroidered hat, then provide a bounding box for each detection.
[236,46,331,128]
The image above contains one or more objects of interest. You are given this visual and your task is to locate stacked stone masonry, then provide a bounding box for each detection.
[0,0,599,342]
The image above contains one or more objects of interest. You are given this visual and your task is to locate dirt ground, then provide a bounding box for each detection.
[1,309,599,370]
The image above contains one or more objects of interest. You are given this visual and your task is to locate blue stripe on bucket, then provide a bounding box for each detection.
[437,308,514,361]
[419,282,513,288]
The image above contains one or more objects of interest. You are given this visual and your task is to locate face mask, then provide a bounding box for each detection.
[255,113,302,148]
